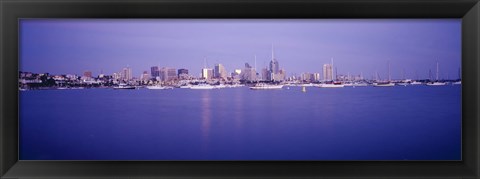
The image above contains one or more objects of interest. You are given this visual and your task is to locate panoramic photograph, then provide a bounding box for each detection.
[19,19,461,160]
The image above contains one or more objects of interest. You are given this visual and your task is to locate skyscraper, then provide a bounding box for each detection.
[140,71,150,82]
[202,68,213,80]
[241,63,256,81]
[159,67,177,81]
[121,67,132,81]
[151,66,160,78]
[268,45,283,81]
[323,64,333,81]
[313,73,321,82]
[214,64,228,79]
[261,68,269,80]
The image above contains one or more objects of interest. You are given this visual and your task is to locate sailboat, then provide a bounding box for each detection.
[426,62,446,86]
[396,69,409,86]
[373,61,395,87]
[410,70,422,85]
[452,68,462,85]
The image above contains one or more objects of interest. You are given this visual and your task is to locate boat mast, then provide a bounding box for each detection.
[388,61,391,82]
[436,61,439,81]
[271,44,275,82]
[254,55,257,82]
[458,68,461,80]
[271,44,274,62]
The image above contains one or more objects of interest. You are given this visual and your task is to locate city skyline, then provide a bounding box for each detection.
[20,19,461,80]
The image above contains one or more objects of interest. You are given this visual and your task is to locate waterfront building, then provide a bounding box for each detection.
[53,75,65,81]
[112,72,121,81]
[159,67,177,81]
[140,71,150,82]
[151,66,160,78]
[261,68,269,80]
[121,67,132,81]
[214,64,228,80]
[66,74,77,80]
[202,68,213,80]
[231,69,241,80]
[301,73,311,82]
[323,64,333,81]
[278,69,286,81]
[241,63,257,81]
[178,69,188,76]
[313,73,321,82]
[178,68,189,80]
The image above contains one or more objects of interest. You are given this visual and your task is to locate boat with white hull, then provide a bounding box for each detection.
[113,85,136,90]
[426,82,446,86]
[373,82,395,87]
[373,61,394,87]
[146,85,173,90]
[319,83,345,88]
[426,62,446,86]
[249,83,284,90]
[190,84,215,90]
[352,83,368,87]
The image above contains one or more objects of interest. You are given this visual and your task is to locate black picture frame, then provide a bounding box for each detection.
[1,0,479,178]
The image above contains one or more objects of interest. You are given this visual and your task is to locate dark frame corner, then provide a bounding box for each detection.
[1,0,479,178]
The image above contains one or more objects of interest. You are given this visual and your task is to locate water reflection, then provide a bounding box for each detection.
[233,89,244,130]
[200,90,211,152]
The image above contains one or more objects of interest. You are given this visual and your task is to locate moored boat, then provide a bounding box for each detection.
[410,81,423,85]
[146,85,173,90]
[426,82,446,86]
[249,83,284,90]
[426,62,446,86]
[113,84,135,90]
[373,82,395,87]
[319,82,344,88]
[396,82,409,86]
[190,84,215,90]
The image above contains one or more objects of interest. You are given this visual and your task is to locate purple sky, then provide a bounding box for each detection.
[20,19,461,80]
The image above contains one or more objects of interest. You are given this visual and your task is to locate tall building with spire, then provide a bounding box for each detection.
[268,45,284,81]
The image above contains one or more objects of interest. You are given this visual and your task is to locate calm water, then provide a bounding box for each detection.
[19,85,461,160]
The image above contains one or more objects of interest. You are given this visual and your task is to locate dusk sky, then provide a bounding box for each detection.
[20,19,461,80]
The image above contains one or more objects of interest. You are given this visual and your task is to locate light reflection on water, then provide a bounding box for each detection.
[201,90,211,152]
